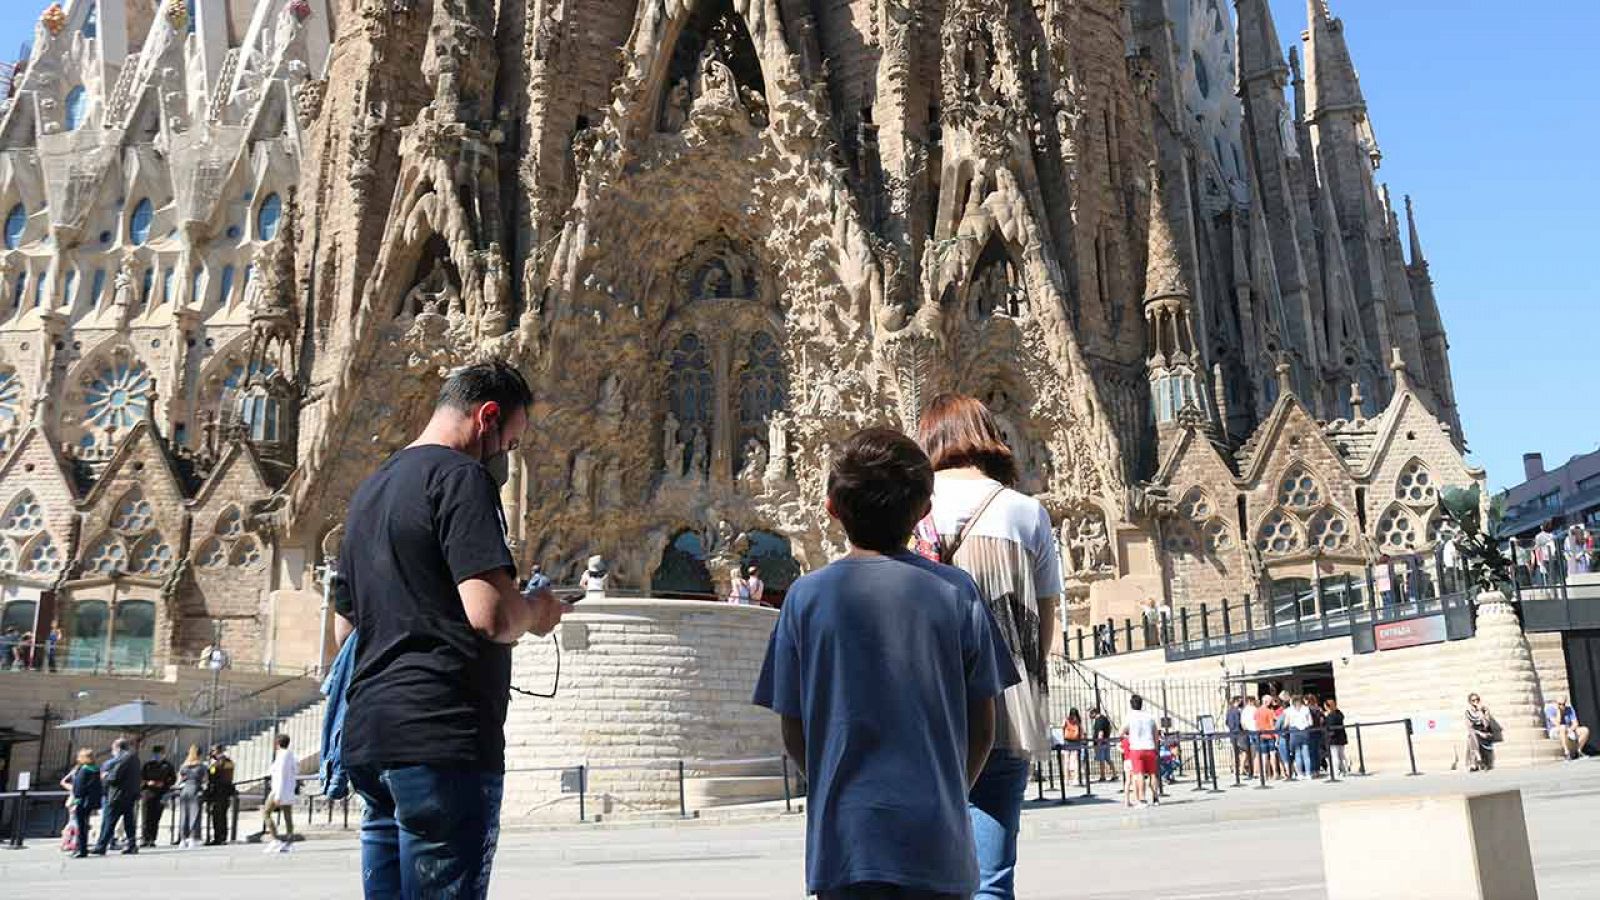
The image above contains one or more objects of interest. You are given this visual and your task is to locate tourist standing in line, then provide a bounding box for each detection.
[1254,695,1280,780]
[64,747,102,858]
[1122,695,1160,808]
[204,744,236,844]
[744,564,766,606]
[1224,696,1245,775]
[93,738,141,855]
[1091,707,1115,781]
[753,428,1014,900]
[261,734,299,853]
[1239,695,1259,777]
[138,744,176,847]
[1464,693,1499,772]
[176,745,207,848]
[1284,696,1313,779]
[917,394,1061,900]
[337,361,568,898]
[1306,693,1326,774]
[1324,698,1349,775]
[1062,709,1084,785]
[727,565,753,603]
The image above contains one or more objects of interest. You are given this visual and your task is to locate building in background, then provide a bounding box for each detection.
[0,0,1473,674]
[1498,449,1600,541]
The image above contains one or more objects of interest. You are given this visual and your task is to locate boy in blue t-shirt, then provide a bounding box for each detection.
[753,428,1019,899]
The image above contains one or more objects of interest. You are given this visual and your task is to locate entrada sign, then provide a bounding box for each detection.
[1374,615,1450,651]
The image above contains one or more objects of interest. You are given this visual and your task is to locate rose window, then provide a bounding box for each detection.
[1277,467,1322,510]
[85,362,154,430]
[1377,505,1419,551]
[1255,509,1304,556]
[1396,460,1436,506]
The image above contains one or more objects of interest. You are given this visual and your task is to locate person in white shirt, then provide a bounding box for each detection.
[1121,695,1160,808]
[581,555,609,600]
[1284,697,1315,779]
[262,734,298,853]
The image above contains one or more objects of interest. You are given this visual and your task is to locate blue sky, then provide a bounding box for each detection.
[0,1,1591,490]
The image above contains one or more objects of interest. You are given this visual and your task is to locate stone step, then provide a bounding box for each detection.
[683,775,802,809]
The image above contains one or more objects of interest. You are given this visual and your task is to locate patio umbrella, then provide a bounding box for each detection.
[56,699,207,741]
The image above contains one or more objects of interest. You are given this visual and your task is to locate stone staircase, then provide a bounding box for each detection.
[683,757,804,810]
[225,696,328,786]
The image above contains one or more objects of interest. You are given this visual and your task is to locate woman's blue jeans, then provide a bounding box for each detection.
[967,750,1032,900]
[1289,731,1312,777]
[348,764,504,899]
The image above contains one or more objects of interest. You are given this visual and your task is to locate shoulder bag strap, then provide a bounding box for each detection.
[940,485,1006,565]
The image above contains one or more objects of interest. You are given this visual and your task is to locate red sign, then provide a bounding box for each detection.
[1373,615,1449,651]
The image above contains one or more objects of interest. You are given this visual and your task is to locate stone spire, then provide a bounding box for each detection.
[1304,0,1369,121]
[1234,0,1289,86]
[1143,164,1193,307]
[1405,194,1428,271]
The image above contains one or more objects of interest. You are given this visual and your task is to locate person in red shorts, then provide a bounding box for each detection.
[1122,694,1161,808]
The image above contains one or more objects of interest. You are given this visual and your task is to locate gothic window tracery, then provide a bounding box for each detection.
[5,204,25,249]
[1376,503,1420,552]
[129,198,153,245]
[0,541,15,573]
[1254,508,1304,556]
[84,359,153,430]
[65,85,88,131]
[1306,507,1355,553]
[228,535,264,569]
[736,332,785,473]
[21,533,62,575]
[1395,459,1436,506]
[1277,465,1322,510]
[665,333,714,478]
[257,193,282,241]
[1202,518,1233,553]
[195,537,226,569]
[131,533,174,575]
[215,505,244,538]
[84,532,127,575]
[111,488,154,534]
[0,370,22,429]
[2,491,43,534]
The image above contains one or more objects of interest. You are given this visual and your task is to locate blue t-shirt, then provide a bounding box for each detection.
[752,551,1019,895]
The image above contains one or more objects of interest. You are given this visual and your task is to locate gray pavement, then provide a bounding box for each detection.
[4,759,1598,898]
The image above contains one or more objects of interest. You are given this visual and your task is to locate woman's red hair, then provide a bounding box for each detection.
[916,393,1018,486]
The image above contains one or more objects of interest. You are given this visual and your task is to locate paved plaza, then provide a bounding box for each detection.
[4,760,1598,898]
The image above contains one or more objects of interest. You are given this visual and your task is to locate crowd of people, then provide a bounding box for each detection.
[1225,693,1350,781]
[54,736,302,856]
[0,623,62,671]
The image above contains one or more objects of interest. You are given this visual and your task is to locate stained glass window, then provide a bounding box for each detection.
[10,273,22,309]
[84,533,126,575]
[23,534,63,574]
[65,85,88,131]
[63,270,77,305]
[89,269,106,307]
[84,361,154,430]
[4,204,24,249]
[111,489,154,533]
[666,333,713,474]
[257,193,282,241]
[129,198,153,245]
[2,492,43,533]
[218,265,235,305]
[736,331,785,471]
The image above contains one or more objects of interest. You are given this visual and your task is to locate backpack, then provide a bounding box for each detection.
[911,485,1006,565]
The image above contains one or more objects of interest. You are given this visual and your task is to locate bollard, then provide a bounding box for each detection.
[230,794,240,843]
[342,796,350,830]
[781,756,793,813]
[1404,719,1420,776]
[1208,739,1222,793]
[677,760,687,818]
[8,790,26,849]
[1192,737,1205,792]
[1056,747,1068,804]
[1233,740,1243,787]
[577,765,588,823]
[1081,746,1093,799]
[1034,763,1046,802]
[1355,724,1368,775]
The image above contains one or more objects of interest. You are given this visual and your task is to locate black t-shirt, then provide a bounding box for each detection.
[1325,709,1348,745]
[340,445,516,772]
[1093,714,1112,741]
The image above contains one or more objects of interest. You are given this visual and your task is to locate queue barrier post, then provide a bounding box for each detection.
[577,765,587,823]
[781,756,793,814]
[1404,719,1421,776]
[1355,723,1368,776]
[677,760,688,818]
[7,790,26,849]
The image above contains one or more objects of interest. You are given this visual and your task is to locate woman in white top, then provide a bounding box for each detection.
[917,393,1061,900]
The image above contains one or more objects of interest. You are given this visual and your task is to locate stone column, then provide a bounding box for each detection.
[1470,590,1562,768]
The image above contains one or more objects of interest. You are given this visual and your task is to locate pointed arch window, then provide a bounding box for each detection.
[218,265,236,305]
[161,268,175,305]
[4,204,25,249]
[1254,509,1304,556]
[63,269,77,305]
[1177,488,1215,522]
[665,333,714,477]
[89,269,106,307]
[10,273,23,309]
[1395,459,1437,507]
[132,534,174,575]
[84,533,127,575]
[1306,507,1355,553]
[1376,503,1420,552]
[969,236,1025,320]
[65,86,88,131]
[2,492,43,533]
[257,193,282,241]
[191,267,204,305]
[82,4,99,39]
[1277,465,1323,510]
[194,537,227,569]
[33,275,44,308]
[139,267,153,310]
[111,488,155,534]
[229,535,264,568]
[736,331,785,472]
[129,198,154,245]
[22,533,63,575]
[215,505,244,539]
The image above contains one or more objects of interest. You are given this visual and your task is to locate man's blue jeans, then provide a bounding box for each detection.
[348,764,503,899]
[967,750,1032,900]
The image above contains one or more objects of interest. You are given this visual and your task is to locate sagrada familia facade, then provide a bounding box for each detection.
[0,0,1476,670]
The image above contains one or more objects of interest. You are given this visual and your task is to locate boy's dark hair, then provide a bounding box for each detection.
[275,734,290,749]
[1130,694,1144,711]
[437,359,533,414]
[827,428,935,554]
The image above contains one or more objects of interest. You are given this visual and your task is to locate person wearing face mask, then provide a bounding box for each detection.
[335,360,571,899]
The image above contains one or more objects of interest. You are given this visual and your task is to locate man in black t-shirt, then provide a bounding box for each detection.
[336,360,567,899]
[1091,707,1115,782]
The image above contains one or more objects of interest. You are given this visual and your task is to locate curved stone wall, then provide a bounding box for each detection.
[501,598,781,818]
